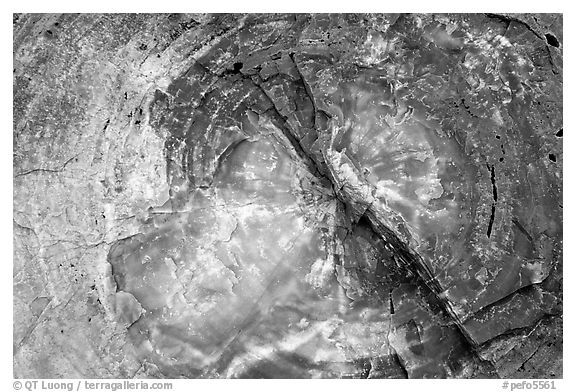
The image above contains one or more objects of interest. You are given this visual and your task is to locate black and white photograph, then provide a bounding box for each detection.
[9,5,567,386]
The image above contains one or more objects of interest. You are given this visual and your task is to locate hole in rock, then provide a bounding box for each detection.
[548,153,557,162]
[545,33,560,48]
[556,128,563,137]
[232,62,244,74]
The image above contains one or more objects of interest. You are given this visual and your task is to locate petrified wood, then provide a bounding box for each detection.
[13,13,562,379]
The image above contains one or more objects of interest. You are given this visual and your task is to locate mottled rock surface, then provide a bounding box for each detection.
[13,13,562,379]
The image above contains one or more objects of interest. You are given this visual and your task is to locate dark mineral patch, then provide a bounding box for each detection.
[13,13,562,379]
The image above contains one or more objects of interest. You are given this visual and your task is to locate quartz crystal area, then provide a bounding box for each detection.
[13,13,562,379]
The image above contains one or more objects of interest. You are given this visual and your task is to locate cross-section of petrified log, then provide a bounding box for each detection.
[14,13,562,379]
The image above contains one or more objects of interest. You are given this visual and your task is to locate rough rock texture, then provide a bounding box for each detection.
[13,13,562,379]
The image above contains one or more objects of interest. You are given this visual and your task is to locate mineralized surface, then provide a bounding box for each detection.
[13,13,563,379]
